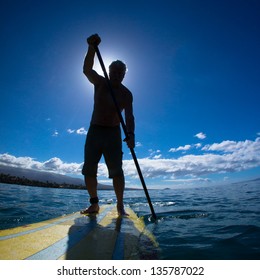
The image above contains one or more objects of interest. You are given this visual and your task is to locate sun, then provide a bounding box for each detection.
[93,52,118,75]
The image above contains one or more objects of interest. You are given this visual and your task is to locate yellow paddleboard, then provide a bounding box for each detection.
[0,205,158,260]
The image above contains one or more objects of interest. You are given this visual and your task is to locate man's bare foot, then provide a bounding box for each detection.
[117,204,129,216]
[80,204,100,214]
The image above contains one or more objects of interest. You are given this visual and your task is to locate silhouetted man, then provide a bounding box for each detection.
[81,34,135,216]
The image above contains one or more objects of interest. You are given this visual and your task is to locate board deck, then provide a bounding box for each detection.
[0,205,158,260]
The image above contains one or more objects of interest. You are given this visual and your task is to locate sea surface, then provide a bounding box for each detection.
[0,181,260,260]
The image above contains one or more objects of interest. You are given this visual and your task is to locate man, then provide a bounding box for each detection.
[81,34,135,216]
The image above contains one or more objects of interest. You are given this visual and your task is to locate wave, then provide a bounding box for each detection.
[141,209,209,224]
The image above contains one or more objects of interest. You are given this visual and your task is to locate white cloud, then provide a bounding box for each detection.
[169,144,191,153]
[194,143,202,149]
[202,139,260,154]
[195,132,206,139]
[52,130,59,137]
[42,157,63,170]
[0,154,37,169]
[1,137,260,183]
[153,154,162,159]
[124,137,260,179]
[0,153,82,175]
[149,149,161,153]
[67,129,75,134]
[67,127,87,135]
[76,127,87,135]
[148,149,161,158]
[135,142,142,147]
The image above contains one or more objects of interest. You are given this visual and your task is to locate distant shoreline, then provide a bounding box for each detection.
[0,173,86,190]
[0,173,142,191]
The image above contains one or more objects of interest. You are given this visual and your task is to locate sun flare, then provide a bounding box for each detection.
[93,52,118,75]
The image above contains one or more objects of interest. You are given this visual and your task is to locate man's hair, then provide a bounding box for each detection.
[109,60,127,74]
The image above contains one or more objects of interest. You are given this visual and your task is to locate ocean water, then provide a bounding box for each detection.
[0,181,259,260]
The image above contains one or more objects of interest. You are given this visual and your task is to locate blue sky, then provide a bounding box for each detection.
[1,0,260,188]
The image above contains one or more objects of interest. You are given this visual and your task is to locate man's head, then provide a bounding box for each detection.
[109,60,127,86]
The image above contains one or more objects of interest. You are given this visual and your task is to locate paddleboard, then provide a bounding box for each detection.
[0,205,158,260]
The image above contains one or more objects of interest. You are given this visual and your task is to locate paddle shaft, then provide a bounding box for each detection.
[94,46,157,220]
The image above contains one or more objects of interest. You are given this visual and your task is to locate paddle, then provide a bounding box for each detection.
[94,45,157,220]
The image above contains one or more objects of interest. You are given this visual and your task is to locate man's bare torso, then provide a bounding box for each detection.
[90,75,133,128]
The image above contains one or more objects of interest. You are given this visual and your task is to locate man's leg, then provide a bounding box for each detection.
[81,125,102,214]
[80,176,100,214]
[103,126,127,215]
[113,174,128,216]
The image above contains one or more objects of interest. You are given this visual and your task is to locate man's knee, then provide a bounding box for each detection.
[84,175,97,184]
[108,167,124,179]
[82,163,98,177]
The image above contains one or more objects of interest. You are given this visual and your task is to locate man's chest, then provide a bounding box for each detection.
[95,85,125,109]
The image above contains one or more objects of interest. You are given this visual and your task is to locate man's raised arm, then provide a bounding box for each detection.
[83,34,101,84]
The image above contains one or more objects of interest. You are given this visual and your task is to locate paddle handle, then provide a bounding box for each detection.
[94,45,157,220]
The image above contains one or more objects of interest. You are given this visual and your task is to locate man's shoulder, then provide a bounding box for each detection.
[120,84,132,96]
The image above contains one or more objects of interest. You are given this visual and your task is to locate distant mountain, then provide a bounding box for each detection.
[0,165,113,190]
[0,164,83,184]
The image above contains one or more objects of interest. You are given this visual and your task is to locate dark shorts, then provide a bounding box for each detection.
[82,125,123,178]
